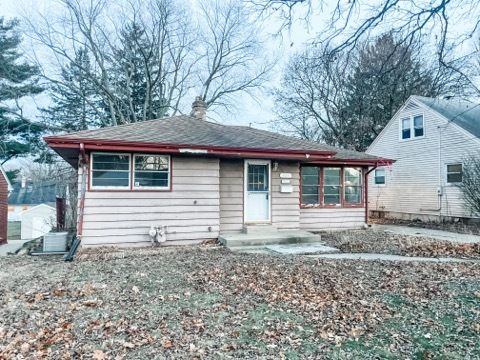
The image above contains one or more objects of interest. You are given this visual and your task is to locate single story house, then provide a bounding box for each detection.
[0,165,12,245]
[8,178,58,222]
[20,204,56,240]
[367,95,480,221]
[45,97,391,247]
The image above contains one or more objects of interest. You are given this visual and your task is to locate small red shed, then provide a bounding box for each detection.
[0,165,12,245]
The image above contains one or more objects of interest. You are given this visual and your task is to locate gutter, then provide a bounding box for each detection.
[43,137,336,160]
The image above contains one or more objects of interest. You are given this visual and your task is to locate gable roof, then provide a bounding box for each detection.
[413,96,480,138]
[8,180,58,205]
[45,115,385,166]
[0,165,12,192]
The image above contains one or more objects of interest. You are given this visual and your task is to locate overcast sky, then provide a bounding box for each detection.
[0,0,325,133]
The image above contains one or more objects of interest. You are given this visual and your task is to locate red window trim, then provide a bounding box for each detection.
[88,152,173,192]
[300,165,365,209]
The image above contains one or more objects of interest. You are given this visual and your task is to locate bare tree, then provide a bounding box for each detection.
[24,0,272,127]
[197,0,273,111]
[273,46,349,145]
[250,0,480,93]
[274,32,470,150]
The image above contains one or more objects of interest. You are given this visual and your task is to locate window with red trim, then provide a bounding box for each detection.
[300,166,363,207]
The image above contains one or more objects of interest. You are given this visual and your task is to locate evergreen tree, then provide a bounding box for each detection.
[42,48,101,131]
[340,33,441,151]
[109,22,168,124]
[0,17,43,163]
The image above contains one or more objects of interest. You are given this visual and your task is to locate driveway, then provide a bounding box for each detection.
[372,224,480,244]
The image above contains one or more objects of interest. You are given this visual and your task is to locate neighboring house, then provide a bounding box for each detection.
[0,165,13,244]
[367,95,480,221]
[8,179,58,239]
[20,204,56,240]
[8,179,57,221]
[45,97,390,247]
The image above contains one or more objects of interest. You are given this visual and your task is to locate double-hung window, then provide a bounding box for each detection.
[401,114,424,140]
[446,163,462,184]
[401,118,411,139]
[133,155,170,189]
[374,168,386,185]
[413,115,424,137]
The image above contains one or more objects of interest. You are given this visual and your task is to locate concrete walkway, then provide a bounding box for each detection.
[0,240,29,256]
[373,224,480,244]
[308,252,478,263]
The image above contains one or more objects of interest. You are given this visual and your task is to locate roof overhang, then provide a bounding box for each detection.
[305,158,394,166]
[44,136,337,167]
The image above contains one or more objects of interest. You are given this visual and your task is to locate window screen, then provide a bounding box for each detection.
[374,168,386,185]
[301,167,320,204]
[323,167,341,205]
[446,164,462,183]
[401,118,411,139]
[413,115,424,137]
[344,168,362,204]
[91,153,130,188]
[134,155,170,188]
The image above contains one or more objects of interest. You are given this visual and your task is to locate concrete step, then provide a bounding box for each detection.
[219,230,322,248]
[242,224,278,234]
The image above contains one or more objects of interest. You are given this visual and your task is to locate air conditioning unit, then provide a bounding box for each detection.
[43,232,69,252]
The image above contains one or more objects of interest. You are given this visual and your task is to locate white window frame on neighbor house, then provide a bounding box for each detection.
[132,154,171,190]
[446,163,463,185]
[399,113,425,141]
[90,152,131,190]
[374,168,386,186]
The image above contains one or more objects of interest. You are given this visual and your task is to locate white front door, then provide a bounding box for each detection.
[244,160,271,223]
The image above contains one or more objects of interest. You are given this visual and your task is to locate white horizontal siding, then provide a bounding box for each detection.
[81,156,220,246]
[300,208,365,231]
[367,98,480,219]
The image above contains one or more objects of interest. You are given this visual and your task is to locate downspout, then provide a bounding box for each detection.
[77,143,88,239]
[364,164,378,225]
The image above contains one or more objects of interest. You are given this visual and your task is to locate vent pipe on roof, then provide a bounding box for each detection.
[190,96,207,121]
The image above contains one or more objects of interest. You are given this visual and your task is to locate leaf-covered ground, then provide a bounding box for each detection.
[1,247,479,359]
[321,230,480,259]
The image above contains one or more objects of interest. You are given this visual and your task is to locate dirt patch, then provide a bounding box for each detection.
[320,230,480,259]
[1,247,479,358]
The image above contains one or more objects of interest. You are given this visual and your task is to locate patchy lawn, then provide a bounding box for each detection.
[1,247,479,359]
[321,230,480,259]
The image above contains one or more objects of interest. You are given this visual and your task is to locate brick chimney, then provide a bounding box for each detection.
[190,96,207,121]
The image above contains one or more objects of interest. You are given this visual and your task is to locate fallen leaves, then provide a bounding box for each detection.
[321,230,480,259]
[0,247,479,359]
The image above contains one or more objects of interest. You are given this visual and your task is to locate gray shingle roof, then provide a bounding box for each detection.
[8,181,58,205]
[414,96,480,138]
[47,115,380,161]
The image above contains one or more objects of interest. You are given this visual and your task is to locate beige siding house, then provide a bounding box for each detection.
[367,96,480,221]
[45,98,389,247]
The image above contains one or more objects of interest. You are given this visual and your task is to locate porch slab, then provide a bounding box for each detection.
[219,230,323,248]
